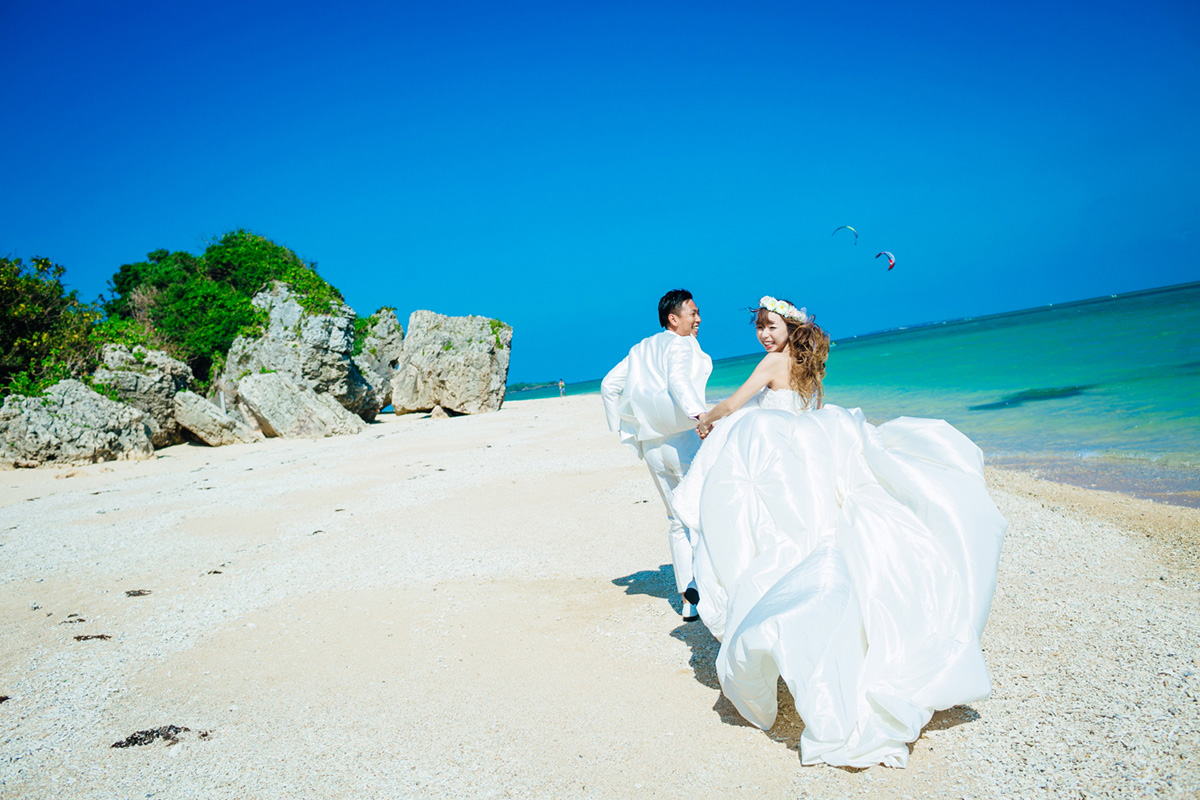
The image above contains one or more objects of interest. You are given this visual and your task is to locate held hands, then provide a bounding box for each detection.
[695,416,714,439]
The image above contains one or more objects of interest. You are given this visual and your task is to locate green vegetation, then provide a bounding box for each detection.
[105,230,341,384]
[489,318,510,349]
[1,231,508,403]
[2,230,345,397]
[351,315,376,357]
[0,257,113,398]
[351,306,396,357]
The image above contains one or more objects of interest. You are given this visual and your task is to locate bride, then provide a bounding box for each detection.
[673,296,1006,769]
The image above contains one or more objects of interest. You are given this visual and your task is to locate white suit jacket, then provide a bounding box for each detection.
[601,331,712,448]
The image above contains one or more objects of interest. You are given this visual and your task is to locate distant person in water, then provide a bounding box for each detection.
[600,289,712,621]
[559,379,565,397]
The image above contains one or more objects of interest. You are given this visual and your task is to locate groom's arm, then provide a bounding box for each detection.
[666,337,706,420]
[600,357,629,433]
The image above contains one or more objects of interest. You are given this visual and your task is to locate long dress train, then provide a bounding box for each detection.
[673,389,1006,768]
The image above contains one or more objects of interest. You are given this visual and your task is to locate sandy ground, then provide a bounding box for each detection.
[1,394,1197,799]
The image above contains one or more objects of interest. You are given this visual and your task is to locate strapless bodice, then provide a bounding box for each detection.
[757,387,808,413]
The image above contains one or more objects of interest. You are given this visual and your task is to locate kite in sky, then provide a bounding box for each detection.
[832,225,858,244]
[876,251,895,270]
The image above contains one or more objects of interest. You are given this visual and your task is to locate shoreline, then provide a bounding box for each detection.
[4,394,1198,522]
[987,452,1200,510]
[2,394,1197,798]
[981,464,1200,576]
[509,390,1200,510]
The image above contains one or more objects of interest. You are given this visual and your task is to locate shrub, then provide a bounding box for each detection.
[147,277,255,383]
[0,257,104,397]
[350,306,398,357]
[489,318,510,349]
[104,230,342,385]
[201,231,343,316]
[352,314,377,358]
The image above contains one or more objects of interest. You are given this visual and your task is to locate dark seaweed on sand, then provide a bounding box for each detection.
[73,634,111,641]
[125,589,151,597]
[111,725,190,748]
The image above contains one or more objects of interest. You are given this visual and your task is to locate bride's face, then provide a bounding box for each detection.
[757,311,789,353]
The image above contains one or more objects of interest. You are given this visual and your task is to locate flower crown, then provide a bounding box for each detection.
[759,296,809,324]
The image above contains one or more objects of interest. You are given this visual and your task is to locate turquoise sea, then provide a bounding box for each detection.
[511,282,1200,507]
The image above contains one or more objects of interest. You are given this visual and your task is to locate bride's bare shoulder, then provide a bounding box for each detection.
[756,352,791,386]
[758,351,790,370]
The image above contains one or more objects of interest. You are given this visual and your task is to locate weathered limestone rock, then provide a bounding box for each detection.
[237,372,366,439]
[93,344,193,447]
[352,309,405,411]
[231,397,265,437]
[391,311,513,415]
[174,391,260,446]
[216,282,379,421]
[0,380,154,467]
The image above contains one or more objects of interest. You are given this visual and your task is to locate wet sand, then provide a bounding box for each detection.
[987,454,1200,510]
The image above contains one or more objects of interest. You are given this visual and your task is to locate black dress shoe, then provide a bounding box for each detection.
[682,601,700,622]
[683,587,700,605]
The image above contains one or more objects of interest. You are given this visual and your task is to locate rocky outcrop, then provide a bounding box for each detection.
[352,309,405,411]
[216,283,379,421]
[92,344,193,448]
[391,311,513,415]
[174,391,260,446]
[0,380,154,467]
[237,372,367,438]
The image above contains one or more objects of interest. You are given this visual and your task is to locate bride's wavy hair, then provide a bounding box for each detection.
[754,302,830,408]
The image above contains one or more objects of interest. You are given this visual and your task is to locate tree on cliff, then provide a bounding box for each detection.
[105,230,343,384]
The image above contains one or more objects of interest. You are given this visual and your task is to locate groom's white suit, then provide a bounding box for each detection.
[602,329,712,597]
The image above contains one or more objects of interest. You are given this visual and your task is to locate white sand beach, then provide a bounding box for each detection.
[1,394,1197,799]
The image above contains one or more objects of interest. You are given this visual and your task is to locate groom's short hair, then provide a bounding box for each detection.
[658,289,693,328]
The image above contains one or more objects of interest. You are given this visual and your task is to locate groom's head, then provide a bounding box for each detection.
[659,289,700,337]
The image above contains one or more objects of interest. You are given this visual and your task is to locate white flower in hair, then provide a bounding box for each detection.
[759,296,809,324]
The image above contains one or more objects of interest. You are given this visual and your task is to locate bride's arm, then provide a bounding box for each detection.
[696,353,782,437]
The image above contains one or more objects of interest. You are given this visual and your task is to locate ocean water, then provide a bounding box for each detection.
[512,282,1200,506]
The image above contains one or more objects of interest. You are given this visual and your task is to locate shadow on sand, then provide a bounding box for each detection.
[613,565,804,746]
[669,620,806,749]
[611,564,677,604]
[613,565,981,762]
[924,704,980,732]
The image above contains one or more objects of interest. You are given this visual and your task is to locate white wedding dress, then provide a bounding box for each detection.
[673,388,1006,768]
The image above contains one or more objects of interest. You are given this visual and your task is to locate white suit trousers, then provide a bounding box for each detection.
[638,430,701,594]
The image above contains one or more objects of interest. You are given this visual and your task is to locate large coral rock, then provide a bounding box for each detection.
[93,344,193,447]
[237,372,366,438]
[391,311,513,415]
[174,391,261,446]
[0,380,154,467]
[216,282,379,421]
[352,309,405,411]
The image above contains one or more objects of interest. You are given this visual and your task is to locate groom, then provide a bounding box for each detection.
[601,289,712,621]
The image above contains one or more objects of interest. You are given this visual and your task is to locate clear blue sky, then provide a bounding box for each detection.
[3,0,1198,383]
